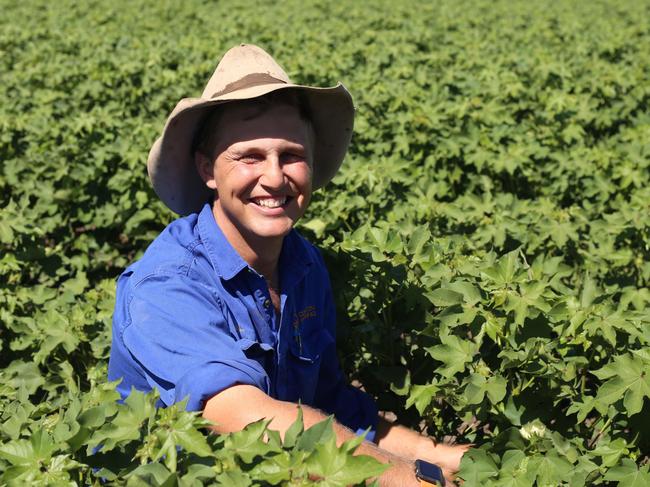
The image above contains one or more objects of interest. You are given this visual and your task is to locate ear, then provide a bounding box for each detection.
[194,151,218,190]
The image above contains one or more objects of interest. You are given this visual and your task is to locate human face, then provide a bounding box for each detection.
[196,103,313,251]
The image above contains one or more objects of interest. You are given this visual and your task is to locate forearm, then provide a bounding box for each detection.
[376,416,470,482]
[204,385,350,440]
[376,417,434,459]
[203,385,418,486]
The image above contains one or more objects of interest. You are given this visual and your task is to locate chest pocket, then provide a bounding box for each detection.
[219,296,276,385]
[283,322,334,404]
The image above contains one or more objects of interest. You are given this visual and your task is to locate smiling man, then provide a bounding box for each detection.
[108,44,467,486]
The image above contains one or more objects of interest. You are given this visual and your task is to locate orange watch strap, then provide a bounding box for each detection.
[419,480,438,487]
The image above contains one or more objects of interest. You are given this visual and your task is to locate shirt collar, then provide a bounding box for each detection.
[279,227,315,291]
[197,203,248,280]
[196,203,315,284]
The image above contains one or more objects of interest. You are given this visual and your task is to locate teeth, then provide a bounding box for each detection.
[253,197,286,208]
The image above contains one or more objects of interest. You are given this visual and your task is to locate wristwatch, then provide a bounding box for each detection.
[415,459,445,486]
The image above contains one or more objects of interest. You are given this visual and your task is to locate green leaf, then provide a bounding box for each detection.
[502,397,525,427]
[180,464,216,485]
[447,280,483,305]
[125,463,175,486]
[87,389,155,452]
[301,218,327,236]
[0,220,14,244]
[426,335,477,377]
[592,438,630,467]
[426,288,464,307]
[283,406,304,449]
[225,419,274,464]
[30,429,56,461]
[604,459,650,487]
[580,275,599,308]
[405,383,439,415]
[305,433,387,486]
[0,439,35,465]
[463,373,487,405]
[170,412,212,457]
[497,450,545,486]
[593,353,650,415]
[458,448,499,485]
[535,453,574,485]
[482,249,520,285]
[215,470,252,486]
[486,375,507,404]
[77,406,107,429]
[297,416,335,451]
[406,225,431,255]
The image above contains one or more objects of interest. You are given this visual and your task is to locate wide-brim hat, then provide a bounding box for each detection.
[147,43,354,216]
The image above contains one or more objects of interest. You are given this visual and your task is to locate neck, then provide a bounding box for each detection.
[212,204,283,282]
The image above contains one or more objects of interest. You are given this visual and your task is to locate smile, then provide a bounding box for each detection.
[250,196,292,209]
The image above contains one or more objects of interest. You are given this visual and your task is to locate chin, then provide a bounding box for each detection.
[248,221,294,240]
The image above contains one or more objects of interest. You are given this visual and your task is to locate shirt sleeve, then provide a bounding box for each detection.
[119,273,270,411]
[311,255,379,441]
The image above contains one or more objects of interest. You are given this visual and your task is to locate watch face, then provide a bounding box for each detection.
[415,459,445,486]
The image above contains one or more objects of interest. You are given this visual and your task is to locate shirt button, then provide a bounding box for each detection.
[263,299,271,308]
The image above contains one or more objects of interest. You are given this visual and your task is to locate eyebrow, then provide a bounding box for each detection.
[231,141,307,153]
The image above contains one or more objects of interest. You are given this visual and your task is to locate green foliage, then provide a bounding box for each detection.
[0,381,384,486]
[1,0,649,484]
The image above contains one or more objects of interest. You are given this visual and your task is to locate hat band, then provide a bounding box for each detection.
[211,72,287,98]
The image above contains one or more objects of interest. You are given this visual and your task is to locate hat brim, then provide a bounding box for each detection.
[147,82,354,216]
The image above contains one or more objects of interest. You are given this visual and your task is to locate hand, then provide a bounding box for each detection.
[430,442,471,474]
[417,439,471,485]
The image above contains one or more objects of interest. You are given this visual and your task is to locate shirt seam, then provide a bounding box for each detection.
[121,268,210,339]
[181,237,202,277]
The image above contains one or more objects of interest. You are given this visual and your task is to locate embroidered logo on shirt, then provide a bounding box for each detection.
[292,305,316,354]
[292,305,316,328]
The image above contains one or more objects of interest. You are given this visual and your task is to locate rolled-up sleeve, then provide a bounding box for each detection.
[120,273,270,411]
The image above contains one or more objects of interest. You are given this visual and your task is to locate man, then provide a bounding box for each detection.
[108,44,467,485]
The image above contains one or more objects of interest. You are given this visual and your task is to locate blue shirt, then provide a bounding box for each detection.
[108,203,377,438]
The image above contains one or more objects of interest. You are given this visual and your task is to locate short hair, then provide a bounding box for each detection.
[193,90,315,160]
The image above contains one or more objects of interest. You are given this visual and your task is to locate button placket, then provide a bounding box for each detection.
[254,281,274,327]
[261,290,273,325]
[246,270,274,331]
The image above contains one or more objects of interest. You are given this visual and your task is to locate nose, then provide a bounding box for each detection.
[259,154,285,189]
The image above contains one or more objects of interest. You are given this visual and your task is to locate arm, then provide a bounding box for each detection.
[376,417,470,483]
[203,384,420,486]
[300,251,467,483]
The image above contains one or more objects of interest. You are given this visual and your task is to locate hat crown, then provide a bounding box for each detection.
[201,44,291,99]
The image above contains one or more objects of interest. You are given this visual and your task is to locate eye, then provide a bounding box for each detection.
[281,151,307,164]
[237,153,264,164]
